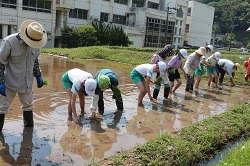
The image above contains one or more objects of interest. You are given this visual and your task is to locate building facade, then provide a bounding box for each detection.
[0,0,214,49]
[184,1,215,47]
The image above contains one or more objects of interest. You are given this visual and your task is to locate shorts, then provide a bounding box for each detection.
[194,63,205,76]
[130,69,145,84]
[206,66,216,75]
[61,72,72,89]
[168,68,180,81]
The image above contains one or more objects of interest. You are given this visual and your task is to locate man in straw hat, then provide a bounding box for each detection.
[183,47,206,92]
[0,20,47,132]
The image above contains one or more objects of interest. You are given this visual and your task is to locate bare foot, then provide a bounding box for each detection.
[68,116,73,121]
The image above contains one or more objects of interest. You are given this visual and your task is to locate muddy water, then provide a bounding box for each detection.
[0,54,249,166]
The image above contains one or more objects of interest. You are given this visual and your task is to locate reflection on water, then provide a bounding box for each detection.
[0,54,249,165]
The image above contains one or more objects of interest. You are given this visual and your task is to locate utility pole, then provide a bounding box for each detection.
[164,6,169,45]
[164,4,178,45]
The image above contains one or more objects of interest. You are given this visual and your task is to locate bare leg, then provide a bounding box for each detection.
[213,72,218,87]
[207,74,212,87]
[172,78,182,93]
[66,89,73,120]
[135,82,147,105]
[78,91,85,115]
[194,75,202,89]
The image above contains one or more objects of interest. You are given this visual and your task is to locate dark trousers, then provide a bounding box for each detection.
[213,64,225,83]
[98,86,123,115]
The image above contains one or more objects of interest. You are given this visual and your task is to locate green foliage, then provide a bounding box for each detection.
[61,25,98,48]
[92,21,132,47]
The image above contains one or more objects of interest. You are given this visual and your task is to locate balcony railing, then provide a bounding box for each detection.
[56,0,74,9]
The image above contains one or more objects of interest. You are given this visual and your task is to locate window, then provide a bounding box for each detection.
[185,24,189,32]
[114,0,128,5]
[69,9,88,19]
[187,7,191,16]
[180,21,182,26]
[132,0,144,7]
[1,0,16,8]
[0,25,2,39]
[113,14,126,25]
[8,25,11,35]
[176,7,183,18]
[179,28,181,35]
[100,12,109,22]
[148,1,158,9]
[174,27,177,35]
[176,20,178,26]
[22,0,51,13]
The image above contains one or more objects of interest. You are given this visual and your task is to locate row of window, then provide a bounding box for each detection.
[0,24,12,39]
[0,0,52,13]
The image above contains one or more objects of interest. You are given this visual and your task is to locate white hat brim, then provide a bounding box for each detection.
[20,20,47,48]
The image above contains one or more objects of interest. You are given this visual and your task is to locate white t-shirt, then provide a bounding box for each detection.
[206,55,217,67]
[218,59,234,78]
[68,68,93,94]
[134,64,155,78]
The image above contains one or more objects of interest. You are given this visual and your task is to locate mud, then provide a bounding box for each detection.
[0,54,249,166]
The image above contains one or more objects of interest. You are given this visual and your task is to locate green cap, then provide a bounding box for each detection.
[98,74,110,89]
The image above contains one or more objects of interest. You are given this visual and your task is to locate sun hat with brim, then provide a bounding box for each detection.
[85,79,97,96]
[214,52,221,60]
[20,20,47,48]
[195,47,206,56]
[179,49,188,58]
[98,74,111,89]
[246,27,250,32]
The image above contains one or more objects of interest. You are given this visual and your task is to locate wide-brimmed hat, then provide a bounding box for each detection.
[85,79,97,96]
[214,52,221,60]
[179,49,188,58]
[195,47,206,56]
[20,20,47,48]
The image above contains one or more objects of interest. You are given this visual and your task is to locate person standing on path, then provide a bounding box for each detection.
[194,45,214,90]
[150,44,174,100]
[183,47,206,92]
[0,20,47,132]
[90,69,123,118]
[168,49,188,93]
[62,68,97,124]
[130,62,167,106]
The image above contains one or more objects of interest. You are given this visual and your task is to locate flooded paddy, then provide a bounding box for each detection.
[0,54,249,166]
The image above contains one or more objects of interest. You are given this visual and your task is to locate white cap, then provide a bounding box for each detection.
[179,49,188,58]
[214,52,221,60]
[157,61,167,75]
[85,79,97,96]
[207,45,214,52]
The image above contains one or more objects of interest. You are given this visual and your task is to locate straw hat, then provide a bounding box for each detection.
[195,47,206,56]
[20,20,47,48]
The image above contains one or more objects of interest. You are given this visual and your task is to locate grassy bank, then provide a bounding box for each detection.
[42,46,250,86]
[217,138,250,165]
[97,103,250,165]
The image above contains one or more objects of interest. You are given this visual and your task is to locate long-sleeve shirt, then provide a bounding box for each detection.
[0,33,42,93]
[168,55,183,69]
[183,52,201,74]
[90,69,120,113]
